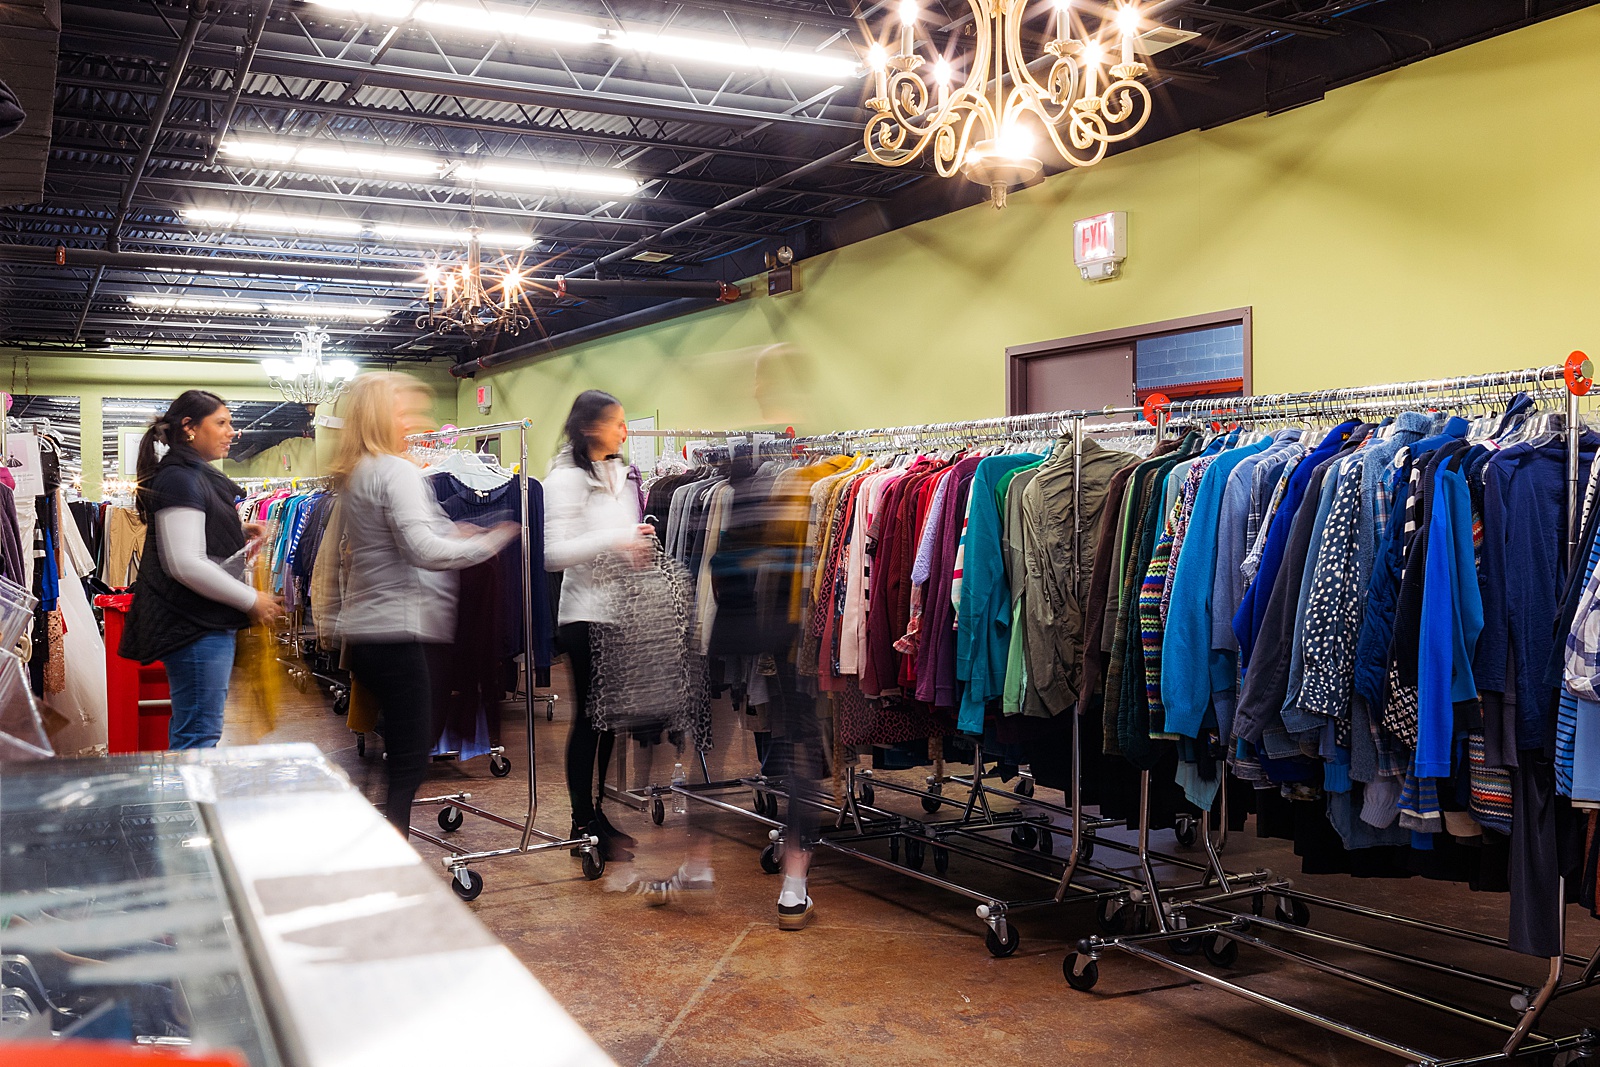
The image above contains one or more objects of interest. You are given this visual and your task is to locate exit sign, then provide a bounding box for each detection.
[1073,211,1128,281]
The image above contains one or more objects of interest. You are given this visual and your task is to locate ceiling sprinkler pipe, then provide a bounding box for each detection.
[553,276,740,301]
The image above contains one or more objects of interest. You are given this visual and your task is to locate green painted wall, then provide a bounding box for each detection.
[464,8,1600,473]
[1,352,458,498]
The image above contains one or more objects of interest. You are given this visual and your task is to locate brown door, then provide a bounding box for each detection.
[1008,343,1135,415]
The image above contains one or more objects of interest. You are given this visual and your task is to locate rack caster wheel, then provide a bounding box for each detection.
[985,923,1020,958]
[1202,934,1239,968]
[333,691,350,718]
[858,783,875,807]
[355,733,366,757]
[1251,893,1266,916]
[294,671,311,694]
[1078,835,1095,862]
[1098,898,1129,935]
[922,783,943,813]
[489,753,512,778]
[1174,817,1198,847]
[1063,953,1099,990]
[451,868,484,901]
[1037,829,1053,855]
[933,845,949,874]
[438,806,464,832]
[904,839,926,870]
[1171,935,1200,956]
[1017,777,1035,799]
[1010,824,1039,850]
[760,843,783,875]
[581,849,605,881]
[1275,897,1311,927]
[651,798,666,825]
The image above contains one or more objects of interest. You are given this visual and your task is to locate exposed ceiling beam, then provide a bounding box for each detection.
[59,31,866,133]
[1174,2,1342,40]
[51,80,887,172]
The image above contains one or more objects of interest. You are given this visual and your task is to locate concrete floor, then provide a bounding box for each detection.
[228,662,1600,1067]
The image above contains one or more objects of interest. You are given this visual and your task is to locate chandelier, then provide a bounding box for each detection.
[863,1,1182,207]
[416,227,532,346]
[262,325,358,410]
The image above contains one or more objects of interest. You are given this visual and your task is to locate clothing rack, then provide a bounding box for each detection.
[651,407,1274,955]
[400,418,604,896]
[1065,364,1600,1067]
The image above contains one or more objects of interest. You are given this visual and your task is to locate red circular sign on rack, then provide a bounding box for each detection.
[1565,351,1593,396]
[1142,392,1169,426]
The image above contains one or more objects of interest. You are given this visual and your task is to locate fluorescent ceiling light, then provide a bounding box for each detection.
[455,162,638,196]
[303,0,860,79]
[218,138,638,198]
[128,295,394,323]
[183,208,532,248]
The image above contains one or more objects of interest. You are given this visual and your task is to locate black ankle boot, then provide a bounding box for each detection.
[591,807,637,848]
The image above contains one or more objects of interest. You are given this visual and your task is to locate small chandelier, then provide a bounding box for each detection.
[262,325,358,411]
[416,227,532,346]
[863,1,1185,207]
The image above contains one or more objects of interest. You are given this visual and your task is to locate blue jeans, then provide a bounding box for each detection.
[164,629,238,750]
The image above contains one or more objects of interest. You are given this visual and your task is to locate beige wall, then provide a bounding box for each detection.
[1,352,458,498]
[462,8,1600,473]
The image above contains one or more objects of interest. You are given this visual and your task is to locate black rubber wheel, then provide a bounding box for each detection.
[451,869,484,901]
[294,671,311,694]
[1202,934,1239,968]
[489,753,512,777]
[985,923,1020,958]
[1017,777,1035,799]
[438,806,464,832]
[752,792,767,817]
[859,783,875,807]
[1011,824,1039,850]
[904,838,927,870]
[759,843,783,875]
[1175,818,1198,847]
[581,849,605,881]
[1063,953,1099,990]
[1171,934,1201,956]
[355,733,366,757]
[1078,834,1095,863]
[1275,897,1311,927]
[922,783,943,814]
[933,845,949,874]
[1251,893,1265,916]
[650,798,665,825]
[888,836,900,862]
[1038,829,1054,856]
[333,691,350,718]
[1098,898,1128,935]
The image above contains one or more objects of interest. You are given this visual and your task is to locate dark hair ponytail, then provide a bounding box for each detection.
[134,389,227,522]
[562,389,622,477]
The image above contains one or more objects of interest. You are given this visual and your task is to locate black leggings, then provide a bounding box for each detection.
[348,641,446,832]
[561,622,615,826]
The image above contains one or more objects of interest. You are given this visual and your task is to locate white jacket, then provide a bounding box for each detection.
[544,448,641,625]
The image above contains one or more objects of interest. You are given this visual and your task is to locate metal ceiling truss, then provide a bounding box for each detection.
[4,0,1594,361]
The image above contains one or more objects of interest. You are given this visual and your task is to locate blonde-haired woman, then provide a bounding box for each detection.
[332,372,518,831]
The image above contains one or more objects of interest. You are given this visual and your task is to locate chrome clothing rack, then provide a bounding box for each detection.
[401,418,604,896]
[1067,364,1600,1067]
[653,406,1272,954]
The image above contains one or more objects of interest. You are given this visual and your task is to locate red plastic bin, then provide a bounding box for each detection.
[95,593,172,753]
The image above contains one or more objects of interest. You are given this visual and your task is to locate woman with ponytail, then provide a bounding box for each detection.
[119,389,279,749]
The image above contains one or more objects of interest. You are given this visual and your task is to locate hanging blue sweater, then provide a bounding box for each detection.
[1161,435,1271,738]
[955,453,1043,734]
[1233,420,1360,669]
[1414,456,1483,778]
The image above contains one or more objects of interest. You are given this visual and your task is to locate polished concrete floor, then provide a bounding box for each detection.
[227,662,1600,1067]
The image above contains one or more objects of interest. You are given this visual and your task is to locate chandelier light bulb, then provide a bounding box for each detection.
[933,56,952,88]
[899,0,918,26]
[1116,5,1140,34]
[1083,40,1105,66]
[997,123,1035,160]
[867,43,888,71]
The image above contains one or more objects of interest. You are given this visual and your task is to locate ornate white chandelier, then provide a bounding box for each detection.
[416,227,532,345]
[863,1,1183,207]
[262,325,358,409]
